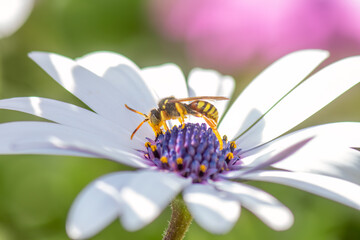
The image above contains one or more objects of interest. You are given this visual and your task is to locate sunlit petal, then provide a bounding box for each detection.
[0,121,146,168]
[188,68,235,119]
[236,136,314,177]
[219,49,329,140]
[67,172,134,240]
[236,55,360,149]
[213,180,293,231]
[242,170,360,210]
[183,184,240,234]
[76,51,141,77]
[28,52,155,139]
[0,97,147,147]
[238,122,360,184]
[141,63,188,99]
[77,51,158,117]
[120,170,191,231]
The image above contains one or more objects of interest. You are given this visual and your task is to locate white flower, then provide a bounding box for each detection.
[0,50,359,239]
[0,0,34,38]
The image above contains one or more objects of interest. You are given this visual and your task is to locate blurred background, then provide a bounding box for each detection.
[0,0,359,239]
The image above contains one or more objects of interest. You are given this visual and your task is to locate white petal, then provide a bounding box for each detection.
[78,52,190,132]
[28,52,155,139]
[81,57,159,140]
[236,55,360,150]
[67,172,134,240]
[77,51,158,117]
[0,121,146,168]
[275,148,360,185]
[0,97,139,144]
[219,49,329,140]
[212,181,293,231]
[240,137,314,177]
[68,170,191,238]
[242,170,360,210]
[183,184,240,234]
[188,68,235,118]
[239,122,360,184]
[243,122,360,159]
[141,64,188,99]
[76,51,140,77]
[0,121,91,157]
[120,170,191,231]
[272,124,360,184]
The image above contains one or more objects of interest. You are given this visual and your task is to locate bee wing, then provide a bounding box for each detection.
[168,96,229,103]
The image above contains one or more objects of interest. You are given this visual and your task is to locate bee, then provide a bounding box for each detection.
[125,96,228,149]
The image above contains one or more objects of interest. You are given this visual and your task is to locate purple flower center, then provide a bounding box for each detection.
[142,123,242,183]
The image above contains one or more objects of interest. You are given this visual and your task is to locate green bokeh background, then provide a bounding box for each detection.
[0,1,359,239]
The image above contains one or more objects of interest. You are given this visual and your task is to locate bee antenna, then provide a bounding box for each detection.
[125,104,148,118]
[131,119,149,139]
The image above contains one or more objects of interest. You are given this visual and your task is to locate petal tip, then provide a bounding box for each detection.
[270,210,294,231]
[296,49,329,58]
[120,218,144,232]
[66,224,84,240]
[28,51,47,60]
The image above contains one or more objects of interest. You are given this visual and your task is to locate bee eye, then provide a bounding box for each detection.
[150,109,161,124]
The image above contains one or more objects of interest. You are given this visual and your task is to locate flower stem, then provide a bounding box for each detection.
[163,197,192,240]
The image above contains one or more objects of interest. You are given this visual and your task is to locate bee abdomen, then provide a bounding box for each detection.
[189,101,219,123]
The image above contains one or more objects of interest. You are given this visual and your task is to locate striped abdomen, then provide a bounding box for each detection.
[187,101,219,123]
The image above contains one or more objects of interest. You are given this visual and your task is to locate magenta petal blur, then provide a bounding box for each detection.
[150,0,360,72]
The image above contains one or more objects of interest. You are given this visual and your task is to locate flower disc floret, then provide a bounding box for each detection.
[142,123,242,183]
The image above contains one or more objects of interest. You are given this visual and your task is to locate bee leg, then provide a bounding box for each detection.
[202,117,224,150]
[175,102,186,128]
[160,111,170,133]
[163,122,170,132]
[149,123,163,138]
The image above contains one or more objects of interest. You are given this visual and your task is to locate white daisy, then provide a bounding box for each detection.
[0,50,359,239]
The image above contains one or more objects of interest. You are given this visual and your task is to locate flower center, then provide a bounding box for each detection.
[142,123,242,183]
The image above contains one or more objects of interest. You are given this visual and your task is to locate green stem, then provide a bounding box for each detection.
[163,198,193,240]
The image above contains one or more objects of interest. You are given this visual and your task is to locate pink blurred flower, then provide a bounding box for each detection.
[150,0,360,72]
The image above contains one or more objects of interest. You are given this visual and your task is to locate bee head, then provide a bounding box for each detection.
[125,104,163,139]
[149,109,161,126]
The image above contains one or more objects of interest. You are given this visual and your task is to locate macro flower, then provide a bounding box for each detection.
[0,49,359,239]
[150,0,360,72]
[0,0,34,38]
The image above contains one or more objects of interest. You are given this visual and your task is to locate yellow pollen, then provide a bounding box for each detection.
[200,164,207,172]
[226,152,234,160]
[145,142,151,148]
[150,145,157,152]
[230,141,237,149]
[160,156,168,164]
[176,157,183,165]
